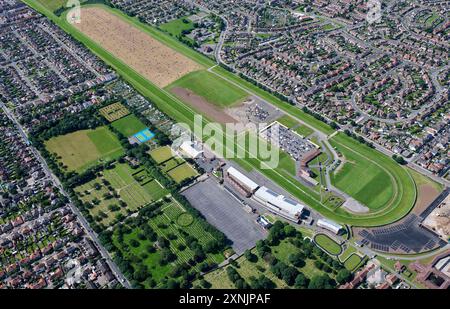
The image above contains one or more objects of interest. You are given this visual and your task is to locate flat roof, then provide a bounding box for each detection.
[226,166,259,191]
[254,186,304,216]
[180,141,203,158]
[317,219,342,233]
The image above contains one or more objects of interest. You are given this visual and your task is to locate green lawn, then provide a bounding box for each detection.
[277,115,298,128]
[277,115,314,137]
[314,234,342,255]
[343,254,363,271]
[294,125,314,137]
[160,17,195,37]
[45,126,124,172]
[330,133,416,215]
[331,140,394,210]
[149,146,174,164]
[339,246,357,262]
[167,163,198,183]
[36,0,68,12]
[111,114,147,137]
[167,70,248,108]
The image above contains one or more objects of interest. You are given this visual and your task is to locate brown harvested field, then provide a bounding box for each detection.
[171,87,237,124]
[74,7,202,87]
[412,184,441,214]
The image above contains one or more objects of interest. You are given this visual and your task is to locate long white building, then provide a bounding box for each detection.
[317,219,342,235]
[253,186,304,223]
[226,166,259,194]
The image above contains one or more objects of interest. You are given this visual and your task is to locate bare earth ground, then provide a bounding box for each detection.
[75,7,202,87]
[413,184,441,215]
[423,195,450,239]
[170,87,237,124]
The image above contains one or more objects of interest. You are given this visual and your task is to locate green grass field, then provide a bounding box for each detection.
[111,114,147,137]
[25,2,418,226]
[167,70,248,108]
[75,163,167,226]
[36,0,68,12]
[45,126,124,172]
[331,141,394,210]
[330,133,416,215]
[314,234,342,255]
[339,246,357,262]
[149,146,174,164]
[343,254,363,271]
[276,115,314,137]
[160,17,195,37]
[167,163,198,183]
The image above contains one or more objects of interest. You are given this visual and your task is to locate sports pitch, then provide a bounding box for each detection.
[159,17,195,38]
[75,163,168,226]
[45,126,124,172]
[111,114,147,137]
[133,129,155,144]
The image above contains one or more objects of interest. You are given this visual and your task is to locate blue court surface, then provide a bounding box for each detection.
[133,128,155,143]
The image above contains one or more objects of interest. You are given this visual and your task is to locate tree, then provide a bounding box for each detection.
[256,240,271,256]
[271,261,288,279]
[244,249,258,263]
[308,274,335,289]
[249,275,276,289]
[282,266,299,286]
[294,273,308,288]
[283,224,296,237]
[267,221,286,245]
[288,252,305,268]
[129,239,140,248]
[133,266,150,282]
[336,269,352,284]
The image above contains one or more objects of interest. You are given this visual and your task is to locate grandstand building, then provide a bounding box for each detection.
[253,186,304,223]
[317,218,343,234]
[225,166,259,197]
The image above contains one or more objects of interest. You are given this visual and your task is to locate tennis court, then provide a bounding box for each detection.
[133,128,155,144]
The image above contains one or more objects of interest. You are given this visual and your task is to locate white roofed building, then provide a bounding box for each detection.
[253,186,304,223]
[317,219,342,235]
[226,166,259,196]
[179,141,203,159]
